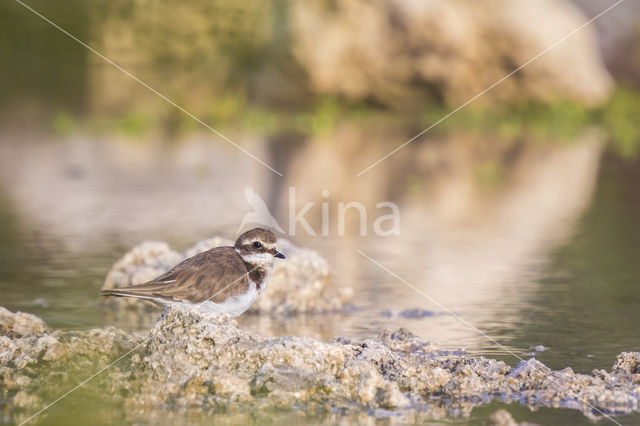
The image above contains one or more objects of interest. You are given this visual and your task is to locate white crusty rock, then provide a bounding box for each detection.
[2,306,640,423]
[0,307,139,422]
[119,307,640,418]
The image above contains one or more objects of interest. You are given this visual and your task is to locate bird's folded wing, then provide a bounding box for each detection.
[159,259,250,303]
[104,247,250,304]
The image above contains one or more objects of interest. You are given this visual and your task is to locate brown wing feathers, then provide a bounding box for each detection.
[102,247,250,304]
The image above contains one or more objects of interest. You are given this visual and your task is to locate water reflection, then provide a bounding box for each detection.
[277,124,605,354]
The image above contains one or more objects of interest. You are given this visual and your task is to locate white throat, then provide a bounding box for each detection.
[235,248,275,291]
[235,248,274,267]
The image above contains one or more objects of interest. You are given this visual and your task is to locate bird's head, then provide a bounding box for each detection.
[234,227,285,265]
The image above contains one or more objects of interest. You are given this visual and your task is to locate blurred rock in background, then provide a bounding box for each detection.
[292,0,612,107]
[3,0,640,120]
[87,0,614,114]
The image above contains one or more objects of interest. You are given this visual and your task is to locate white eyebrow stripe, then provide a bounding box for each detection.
[241,240,275,248]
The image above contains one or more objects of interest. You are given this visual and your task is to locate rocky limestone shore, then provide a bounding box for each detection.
[1,306,639,424]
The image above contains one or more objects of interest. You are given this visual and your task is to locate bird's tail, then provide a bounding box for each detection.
[101,288,159,301]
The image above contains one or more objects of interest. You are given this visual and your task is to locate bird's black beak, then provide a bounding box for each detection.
[274,250,286,259]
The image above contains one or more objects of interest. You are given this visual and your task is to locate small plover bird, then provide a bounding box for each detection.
[102,228,285,317]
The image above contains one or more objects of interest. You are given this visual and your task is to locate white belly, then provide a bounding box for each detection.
[185,281,260,318]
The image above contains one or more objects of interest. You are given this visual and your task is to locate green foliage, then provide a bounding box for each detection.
[406,175,424,195]
[310,97,340,136]
[475,161,505,186]
[51,111,75,136]
[115,111,151,138]
[417,91,640,159]
[208,92,246,127]
[420,100,591,143]
[520,101,590,142]
[44,85,640,161]
[242,108,279,134]
[600,88,640,159]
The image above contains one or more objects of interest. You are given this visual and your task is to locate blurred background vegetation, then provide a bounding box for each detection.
[1,0,639,158]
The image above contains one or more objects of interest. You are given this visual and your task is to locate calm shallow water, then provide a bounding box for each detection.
[1,134,639,425]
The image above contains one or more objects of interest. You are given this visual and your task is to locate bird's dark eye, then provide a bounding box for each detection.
[253,241,262,249]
